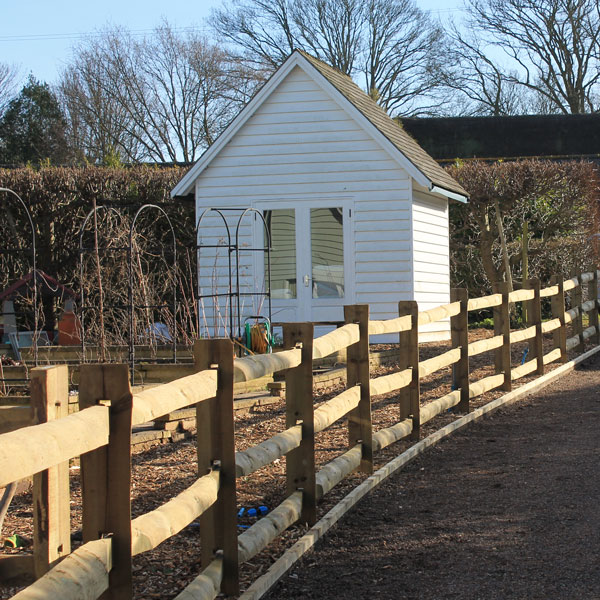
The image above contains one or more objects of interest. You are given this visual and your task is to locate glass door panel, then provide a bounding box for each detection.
[264,209,297,299]
[311,207,344,299]
[256,200,352,324]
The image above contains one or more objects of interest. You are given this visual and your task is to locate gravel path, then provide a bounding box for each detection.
[268,353,600,600]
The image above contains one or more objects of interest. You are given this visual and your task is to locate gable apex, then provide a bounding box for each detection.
[171,51,467,200]
[172,52,308,197]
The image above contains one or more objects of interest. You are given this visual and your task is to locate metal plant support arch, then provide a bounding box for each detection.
[196,207,272,343]
[78,205,128,363]
[129,204,178,381]
[195,208,233,339]
[0,188,38,365]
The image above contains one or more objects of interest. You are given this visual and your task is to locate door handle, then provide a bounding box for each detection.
[303,274,310,287]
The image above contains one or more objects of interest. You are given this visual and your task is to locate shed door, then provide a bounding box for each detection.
[255,200,354,324]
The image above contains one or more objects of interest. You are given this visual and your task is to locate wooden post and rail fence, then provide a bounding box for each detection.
[0,271,598,599]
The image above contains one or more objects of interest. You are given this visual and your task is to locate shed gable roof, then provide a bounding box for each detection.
[172,51,468,200]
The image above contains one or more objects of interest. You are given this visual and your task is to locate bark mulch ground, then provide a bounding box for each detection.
[268,351,600,600]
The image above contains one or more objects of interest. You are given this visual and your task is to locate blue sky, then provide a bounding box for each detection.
[1,0,464,86]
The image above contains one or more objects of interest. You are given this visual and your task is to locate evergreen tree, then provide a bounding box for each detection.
[0,76,73,166]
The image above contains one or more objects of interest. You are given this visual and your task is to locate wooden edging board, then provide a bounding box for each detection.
[239,343,600,600]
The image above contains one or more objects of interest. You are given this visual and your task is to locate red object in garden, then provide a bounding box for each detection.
[58,310,81,345]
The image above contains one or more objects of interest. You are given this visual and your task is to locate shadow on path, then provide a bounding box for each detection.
[268,356,600,599]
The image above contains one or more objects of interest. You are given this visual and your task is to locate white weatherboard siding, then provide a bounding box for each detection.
[195,66,414,338]
[412,190,451,341]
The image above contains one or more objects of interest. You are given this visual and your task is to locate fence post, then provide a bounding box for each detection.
[572,270,585,353]
[195,343,217,570]
[398,301,420,440]
[493,282,512,391]
[193,339,238,596]
[588,270,599,345]
[450,289,469,413]
[79,364,133,600]
[344,304,372,474]
[524,278,544,376]
[30,365,70,578]
[283,323,316,525]
[550,275,567,362]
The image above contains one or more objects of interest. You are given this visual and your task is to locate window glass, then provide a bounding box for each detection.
[311,207,344,298]
[265,209,296,299]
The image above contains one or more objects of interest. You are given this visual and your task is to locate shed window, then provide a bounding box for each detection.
[265,209,296,299]
[311,207,344,298]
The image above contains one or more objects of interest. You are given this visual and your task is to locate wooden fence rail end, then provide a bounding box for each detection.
[420,390,462,425]
[312,323,360,360]
[131,469,220,556]
[0,405,109,489]
[173,557,223,600]
[238,492,303,564]
[11,538,112,600]
[131,369,217,426]
[467,335,504,357]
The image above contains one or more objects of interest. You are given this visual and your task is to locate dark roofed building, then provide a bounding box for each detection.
[400,114,600,163]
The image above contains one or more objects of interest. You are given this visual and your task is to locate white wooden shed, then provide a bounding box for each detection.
[172,50,468,342]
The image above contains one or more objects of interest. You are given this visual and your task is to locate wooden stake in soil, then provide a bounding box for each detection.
[550,275,567,362]
[524,278,544,376]
[283,323,316,525]
[450,289,469,412]
[398,301,420,440]
[30,365,71,578]
[193,339,239,596]
[493,282,512,392]
[344,305,373,473]
[79,364,133,600]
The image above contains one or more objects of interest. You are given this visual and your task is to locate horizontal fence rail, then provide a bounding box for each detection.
[1,270,599,599]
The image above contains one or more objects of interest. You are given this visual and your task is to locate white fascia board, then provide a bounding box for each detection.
[297,56,431,190]
[170,54,306,198]
[430,185,468,203]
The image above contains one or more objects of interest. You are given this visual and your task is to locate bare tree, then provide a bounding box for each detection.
[211,0,452,115]
[440,25,529,116]
[463,0,600,114]
[60,55,144,163]
[0,62,19,115]
[60,23,249,163]
[290,0,364,75]
[363,0,449,114]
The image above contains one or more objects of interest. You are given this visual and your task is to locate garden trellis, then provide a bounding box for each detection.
[78,203,178,380]
[0,188,38,365]
[196,207,272,343]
